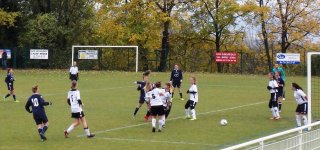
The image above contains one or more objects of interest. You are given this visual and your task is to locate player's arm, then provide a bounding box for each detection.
[170,71,173,82]
[25,99,32,113]
[77,91,83,106]
[298,90,308,101]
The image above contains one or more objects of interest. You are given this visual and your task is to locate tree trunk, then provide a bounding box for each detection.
[214,0,222,73]
[158,20,170,72]
[260,0,272,71]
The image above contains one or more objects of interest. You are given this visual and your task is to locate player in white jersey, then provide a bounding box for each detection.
[145,82,165,132]
[64,81,95,138]
[69,61,79,81]
[184,77,198,121]
[292,83,308,127]
[267,72,280,120]
[161,83,173,128]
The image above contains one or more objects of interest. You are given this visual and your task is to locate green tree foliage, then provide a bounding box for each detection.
[0,9,20,26]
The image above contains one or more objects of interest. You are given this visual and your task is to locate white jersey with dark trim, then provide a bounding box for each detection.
[69,66,78,75]
[189,84,198,102]
[294,89,307,105]
[145,88,164,106]
[67,89,83,113]
[268,79,278,93]
[161,91,172,107]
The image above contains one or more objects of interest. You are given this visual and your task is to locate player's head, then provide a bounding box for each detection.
[32,85,39,93]
[174,64,179,70]
[165,82,173,93]
[268,72,276,80]
[143,70,151,81]
[275,71,280,78]
[71,80,77,89]
[292,82,303,91]
[190,77,196,84]
[155,81,161,88]
[7,68,12,73]
[73,61,77,66]
[144,82,152,92]
[274,64,279,69]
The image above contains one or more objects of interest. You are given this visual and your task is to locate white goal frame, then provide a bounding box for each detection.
[307,52,320,124]
[71,45,139,72]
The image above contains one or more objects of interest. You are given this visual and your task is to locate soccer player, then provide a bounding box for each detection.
[25,85,52,141]
[184,77,198,121]
[161,82,173,128]
[292,83,308,128]
[69,61,79,81]
[3,68,18,102]
[170,64,184,100]
[272,64,286,100]
[275,71,285,112]
[267,72,280,120]
[132,70,150,120]
[145,81,165,132]
[64,81,95,138]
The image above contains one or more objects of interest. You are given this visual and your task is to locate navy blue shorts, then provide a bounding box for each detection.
[296,103,308,114]
[34,115,48,125]
[70,74,78,81]
[172,81,181,88]
[7,83,13,91]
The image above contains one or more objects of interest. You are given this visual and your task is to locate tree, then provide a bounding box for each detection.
[0,9,20,26]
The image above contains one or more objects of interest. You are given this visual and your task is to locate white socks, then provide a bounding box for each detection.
[158,119,163,130]
[296,115,302,127]
[185,109,190,118]
[274,107,280,117]
[270,108,275,117]
[67,124,75,133]
[151,118,156,128]
[162,115,166,125]
[302,115,308,126]
[84,128,90,136]
[191,109,196,119]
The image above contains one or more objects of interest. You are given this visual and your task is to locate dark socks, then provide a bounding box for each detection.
[179,93,183,98]
[13,95,16,101]
[133,107,139,116]
[38,128,43,134]
[43,126,48,133]
[279,102,282,111]
[146,111,151,117]
[5,94,10,98]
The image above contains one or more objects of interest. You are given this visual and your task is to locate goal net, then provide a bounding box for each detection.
[308,52,320,123]
[71,45,139,72]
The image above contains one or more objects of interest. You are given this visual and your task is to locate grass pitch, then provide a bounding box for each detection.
[0,70,306,149]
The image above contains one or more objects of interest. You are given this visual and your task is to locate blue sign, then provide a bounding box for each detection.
[276,53,300,64]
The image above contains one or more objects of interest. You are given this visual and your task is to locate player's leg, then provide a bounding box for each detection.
[12,90,18,102]
[165,104,172,118]
[3,84,11,101]
[144,107,151,122]
[301,103,308,126]
[35,119,47,141]
[184,100,191,119]
[172,83,177,98]
[80,116,95,138]
[133,101,143,117]
[272,100,280,119]
[190,101,197,120]
[177,83,183,100]
[42,117,49,134]
[150,107,156,132]
[64,115,81,138]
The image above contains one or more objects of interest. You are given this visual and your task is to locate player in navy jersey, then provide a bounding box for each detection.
[25,85,52,141]
[132,70,151,120]
[267,72,280,120]
[275,71,285,112]
[3,68,18,102]
[64,81,95,138]
[170,64,184,100]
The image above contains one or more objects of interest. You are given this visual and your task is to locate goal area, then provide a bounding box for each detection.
[222,52,320,150]
[71,45,139,72]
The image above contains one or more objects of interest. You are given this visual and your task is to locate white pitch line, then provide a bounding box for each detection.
[95,137,217,147]
[78,101,266,137]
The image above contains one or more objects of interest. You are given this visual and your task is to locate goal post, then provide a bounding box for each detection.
[307,52,320,124]
[71,45,139,72]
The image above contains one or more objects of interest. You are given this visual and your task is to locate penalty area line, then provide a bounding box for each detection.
[78,101,266,137]
[95,136,218,147]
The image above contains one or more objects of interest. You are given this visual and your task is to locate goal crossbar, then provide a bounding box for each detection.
[71,45,139,72]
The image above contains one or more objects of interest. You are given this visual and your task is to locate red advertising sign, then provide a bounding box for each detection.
[214,52,238,63]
